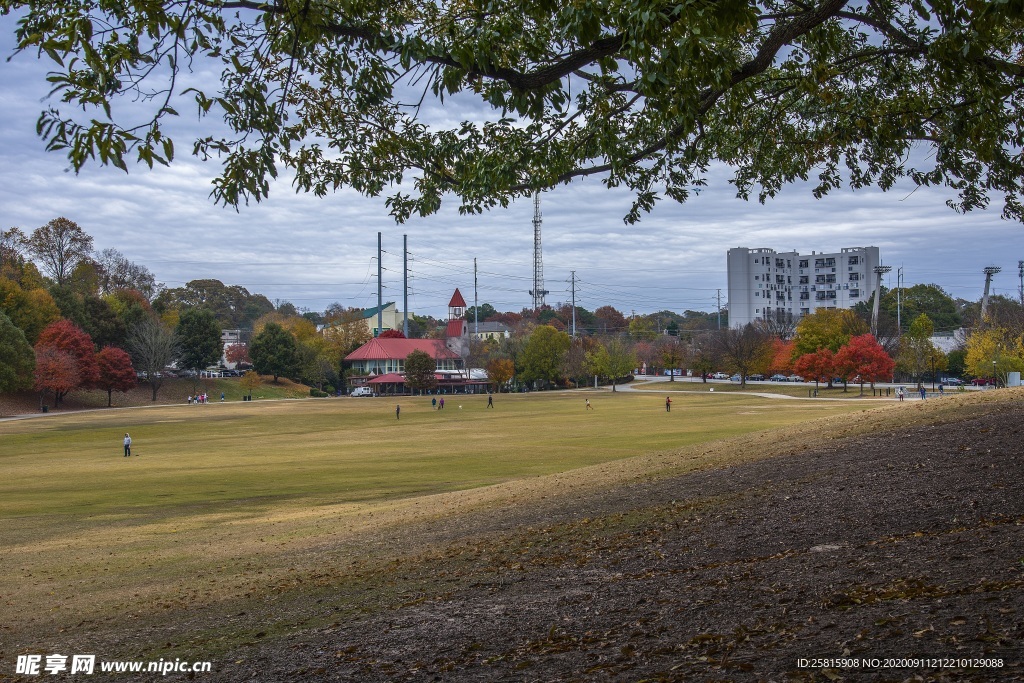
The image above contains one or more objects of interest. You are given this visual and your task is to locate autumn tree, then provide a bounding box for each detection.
[94,248,159,298]
[486,357,515,392]
[225,343,250,367]
[964,327,1024,385]
[126,316,177,401]
[793,348,837,389]
[520,325,571,389]
[13,0,1024,227]
[404,349,437,394]
[27,218,94,286]
[793,309,867,357]
[95,346,137,406]
[378,329,406,339]
[834,334,895,395]
[689,332,719,382]
[33,346,79,410]
[249,322,298,382]
[239,369,262,400]
[0,312,35,392]
[0,277,61,343]
[321,306,373,358]
[594,307,628,335]
[35,319,99,403]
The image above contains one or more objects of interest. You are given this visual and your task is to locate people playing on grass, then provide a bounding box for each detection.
[586,399,593,410]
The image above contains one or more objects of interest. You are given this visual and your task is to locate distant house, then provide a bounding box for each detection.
[468,321,510,342]
[361,302,408,337]
[345,338,463,377]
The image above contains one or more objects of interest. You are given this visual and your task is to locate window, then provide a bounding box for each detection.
[849,272,860,281]
[799,259,809,268]
[850,289,860,297]
[799,276,809,284]
[848,255,860,265]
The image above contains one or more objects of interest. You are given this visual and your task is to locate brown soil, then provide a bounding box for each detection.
[6,392,1022,682]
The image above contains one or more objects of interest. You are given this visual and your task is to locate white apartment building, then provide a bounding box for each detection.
[727,246,881,328]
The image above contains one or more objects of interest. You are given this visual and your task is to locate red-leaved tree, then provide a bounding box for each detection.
[225,343,250,366]
[96,346,137,406]
[793,348,836,389]
[378,329,406,339]
[34,346,80,409]
[835,334,896,395]
[36,319,99,383]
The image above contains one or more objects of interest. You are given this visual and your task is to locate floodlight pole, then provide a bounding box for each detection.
[871,265,892,336]
[981,266,1001,321]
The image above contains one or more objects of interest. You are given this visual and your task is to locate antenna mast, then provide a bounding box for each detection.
[529,193,549,311]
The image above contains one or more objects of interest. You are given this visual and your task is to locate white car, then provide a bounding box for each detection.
[349,386,373,397]
[712,372,730,380]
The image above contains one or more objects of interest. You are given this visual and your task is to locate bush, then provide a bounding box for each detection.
[309,388,329,398]
[323,384,335,394]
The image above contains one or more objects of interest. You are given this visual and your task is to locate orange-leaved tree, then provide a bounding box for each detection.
[793,348,836,389]
[96,345,137,406]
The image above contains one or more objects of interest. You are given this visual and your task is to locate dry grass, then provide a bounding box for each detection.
[1,388,1011,658]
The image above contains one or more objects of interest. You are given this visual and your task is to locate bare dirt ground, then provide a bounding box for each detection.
[208,398,1021,682]
[5,392,1022,682]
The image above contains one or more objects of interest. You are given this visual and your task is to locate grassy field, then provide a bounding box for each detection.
[0,389,885,656]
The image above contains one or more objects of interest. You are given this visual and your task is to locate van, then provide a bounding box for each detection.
[350,386,373,397]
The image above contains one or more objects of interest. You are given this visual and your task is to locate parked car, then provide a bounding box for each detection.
[350,386,374,397]
[942,378,964,386]
[971,378,995,386]
[769,374,788,382]
[788,375,805,382]
[747,374,765,381]
[730,374,742,382]
[712,372,730,380]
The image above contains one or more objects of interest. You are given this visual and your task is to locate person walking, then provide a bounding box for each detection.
[439,398,445,410]
[665,396,672,412]
[396,404,400,420]
[920,386,926,400]
[432,397,437,410]
[487,394,494,408]
[123,433,132,457]
[585,398,593,410]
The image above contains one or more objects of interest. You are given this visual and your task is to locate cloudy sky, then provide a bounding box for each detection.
[1,23,1020,323]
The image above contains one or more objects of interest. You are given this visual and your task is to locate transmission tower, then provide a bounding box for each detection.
[528,193,549,310]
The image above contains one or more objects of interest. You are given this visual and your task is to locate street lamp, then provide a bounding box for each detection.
[993,359,998,388]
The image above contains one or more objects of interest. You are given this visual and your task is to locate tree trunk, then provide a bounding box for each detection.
[107,388,113,407]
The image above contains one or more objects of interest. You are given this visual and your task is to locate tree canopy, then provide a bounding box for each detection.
[13,0,1023,223]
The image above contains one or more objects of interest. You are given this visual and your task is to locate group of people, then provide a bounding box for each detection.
[188,393,209,404]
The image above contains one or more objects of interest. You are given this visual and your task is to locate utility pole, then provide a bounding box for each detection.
[716,289,722,330]
[896,266,903,332]
[871,265,892,336]
[1018,260,1023,306]
[377,231,383,337]
[570,270,577,338]
[473,258,478,335]
[403,234,409,338]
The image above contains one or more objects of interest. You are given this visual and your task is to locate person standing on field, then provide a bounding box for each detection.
[123,433,132,457]
[487,394,494,408]
[665,396,672,412]
[396,404,401,420]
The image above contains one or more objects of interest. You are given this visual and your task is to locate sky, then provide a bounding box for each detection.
[1,21,1021,322]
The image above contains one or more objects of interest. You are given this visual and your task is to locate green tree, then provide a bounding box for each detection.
[658,337,685,382]
[587,338,637,392]
[404,349,438,394]
[0,312,35,392]
[155,279,275,329]
[897,314,936,389]
[520,325,571,388]
[176,309,224,374]
[249,322,298,382]
[13,1,1024,224]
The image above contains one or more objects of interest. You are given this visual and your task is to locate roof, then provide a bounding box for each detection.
[344,337,459,362]
[361,302,396,320]
[367,373,406,384]
[448,289,467,308]
[469,321,510,333]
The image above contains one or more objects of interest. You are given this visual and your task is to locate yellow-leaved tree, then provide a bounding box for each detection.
[964,327,1024,385]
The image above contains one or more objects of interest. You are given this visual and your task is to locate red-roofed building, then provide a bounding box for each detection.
[343,289,489,395]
